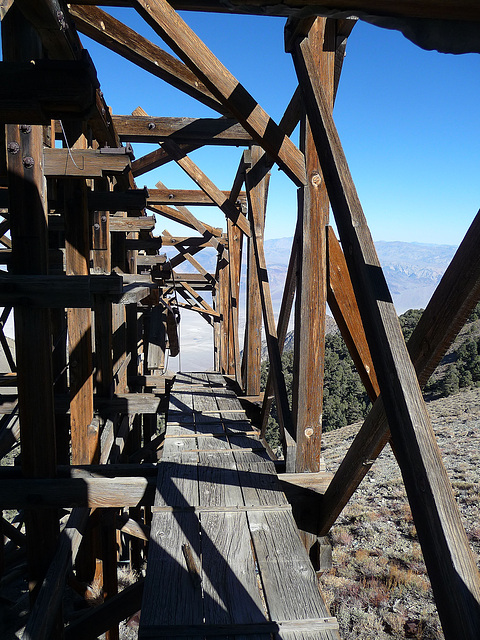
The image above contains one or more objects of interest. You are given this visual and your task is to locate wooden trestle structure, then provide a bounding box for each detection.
[0,1,479,639]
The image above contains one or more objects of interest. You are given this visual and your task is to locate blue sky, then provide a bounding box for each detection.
[8,7,480,246]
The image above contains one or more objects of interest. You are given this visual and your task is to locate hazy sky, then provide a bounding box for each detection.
[13,7,480,246]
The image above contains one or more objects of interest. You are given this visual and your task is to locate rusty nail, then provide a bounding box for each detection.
[23,156,35,168]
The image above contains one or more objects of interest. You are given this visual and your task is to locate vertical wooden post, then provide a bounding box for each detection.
[292,26,480,639]
[3,7,59,606]
[242,150,263,395]
[227,219,242,383]
[218,254,230,374]
[246,145,295,467]
[293,19,334,474]
[65,177,97,465]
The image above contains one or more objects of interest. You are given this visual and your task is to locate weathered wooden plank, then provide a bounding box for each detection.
[292,32,480,639]
[148,202,222,239]
[44,148,130,178]
[248,510,340,640]
[0,477,155,509]
[148,188,246,206]
[113,115,252,145]
[136,0,306,186]
[87,187,149,212]
[109,216,156,232]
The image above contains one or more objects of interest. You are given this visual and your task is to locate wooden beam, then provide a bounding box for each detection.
[292,31,480,639]
[246,145,295,467]
[157,0,480,21]
[0,57,98,122]
[0,274,123,307]
[148,188,246,207]
[292,19,333,474]
[112,115,251,145]
[327,226,380,401]
[4,8,59,597]
[132,143,201,177]
[87,188,149,212]
[44,148,130,178]
[319,208,480,533]
[0,476,154,509]
[109,216,156,232]
[160,139,251,236]
[135,0,306,186]
[154,180,223,249]
[69,4,226,114]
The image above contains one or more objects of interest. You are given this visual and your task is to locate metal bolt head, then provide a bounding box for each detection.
[7,142,20,154]
[20,124,32,134]
[148,122,156,130]
[93,223,101,231]
[101,215,107,223]
[22,156,35,169]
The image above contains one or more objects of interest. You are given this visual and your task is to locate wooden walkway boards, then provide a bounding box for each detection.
[139,372,339,640]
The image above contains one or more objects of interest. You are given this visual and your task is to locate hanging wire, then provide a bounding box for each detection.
[59,119,82,170]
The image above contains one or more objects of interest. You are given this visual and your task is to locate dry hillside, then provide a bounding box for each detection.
[319,388,480,639]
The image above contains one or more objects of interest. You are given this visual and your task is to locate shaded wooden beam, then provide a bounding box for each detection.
[0,57,98,122]
[0,274,122,307]
[69,4,226,114]
[292,30,480,639]
[327,226,380,401]
[4,9,60,598]
[135,0,306,186]
[23,508,90,640]
[0,477,155,509]
[158,0,480,21]
[112,115,251,145]
[87,187,149,212]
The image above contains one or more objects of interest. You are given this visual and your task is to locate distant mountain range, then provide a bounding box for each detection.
[261,237,457,314]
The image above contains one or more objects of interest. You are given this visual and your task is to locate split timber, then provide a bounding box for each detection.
[0,2,479,640]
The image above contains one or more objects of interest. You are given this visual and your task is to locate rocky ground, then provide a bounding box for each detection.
[319,387,480,639]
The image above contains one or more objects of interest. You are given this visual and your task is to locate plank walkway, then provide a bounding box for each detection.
[139,372,340,639]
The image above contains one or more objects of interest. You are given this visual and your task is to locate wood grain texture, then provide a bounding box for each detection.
[69,4,225,115]
[293,18,333,473]
[135,0,306,186]
[292,32,480,639]
[113,115,251,145]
